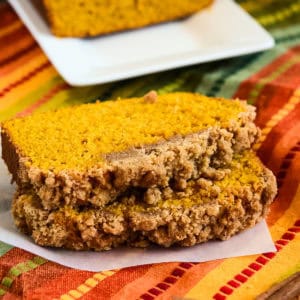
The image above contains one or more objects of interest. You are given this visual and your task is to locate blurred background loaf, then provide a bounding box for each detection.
[42,0,213,37]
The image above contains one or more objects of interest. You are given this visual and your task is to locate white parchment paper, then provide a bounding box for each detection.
[0,151,276,272]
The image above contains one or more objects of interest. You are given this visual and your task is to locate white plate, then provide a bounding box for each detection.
[8,0,274,86]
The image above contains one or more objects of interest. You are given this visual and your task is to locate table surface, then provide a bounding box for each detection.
[0,1,300,299]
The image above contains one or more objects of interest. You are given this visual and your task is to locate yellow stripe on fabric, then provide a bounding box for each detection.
[0,76,63,121]
[157,74,188,95]
[257,2,300,27]
[0,20,23,38]
[254,87,300,150]
[58,269,119,300]
[0,256,47,297]
[185,185,300,300]
[0,64,56,111]
[30,84,108,113]
[230,186,300,300]
[247,54,300,104]
[109,74,158,99]
[0,53,47,90]
[239,0,275,13]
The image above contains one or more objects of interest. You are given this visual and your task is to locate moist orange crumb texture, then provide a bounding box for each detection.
[2,93,246,172]
[43,0,213,37]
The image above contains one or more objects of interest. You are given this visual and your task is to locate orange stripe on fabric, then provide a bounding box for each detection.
[0,28,34,62]
[82,265,152,300]
[0,19,23,38]
[234,47,300,101]
[135,261,223,300]
[16,82,70,117]
[266,138,300,227]
[254,88,300,150]
[185,182,300,300]
[212,218,300,300]
[0,60,51,98]
[26,265,95,300]
[0,4,18,29]
[0,24,29,45]
[253,64,300,128]
[0,248,34,272]
[258,102,300,164]
[0,256,46,298]
[0,47,44,78]
[57,269,119,300]
[111,263,177,300]
[0,42,37,69]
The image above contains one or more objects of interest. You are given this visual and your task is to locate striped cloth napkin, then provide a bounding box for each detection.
[0,0,300,299]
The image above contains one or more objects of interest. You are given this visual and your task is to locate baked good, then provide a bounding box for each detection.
[12,151,277,250]
[1,92,260,210]
[42,0,213,37]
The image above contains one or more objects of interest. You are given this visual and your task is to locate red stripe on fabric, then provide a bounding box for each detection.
[0,248,34,270]
[16,83,70,117]
[71,265,151,300]
[137,263,198,300]
[26,263,94,300]
[0,61,51,98]
[220,286,233,295]
[0,28,35,63]
[281,232,295,241]
[0,4,18,28]
[234,46,300,101]
[0,42,37,68]
[148,288,162,296]
[213,293,227,300]
[255,65,300,128]
[0,25,30,45]
[233,45,300,129]
[212,220,300,299]
[248,263,262,271]
[267,174,299,227]
[256,257,268,265]
[141,294,154,300]
[258,105,300,162]
[227,280,240,288]
[0,248,35,296]
[276,240,289,246]
[0,47,43,78]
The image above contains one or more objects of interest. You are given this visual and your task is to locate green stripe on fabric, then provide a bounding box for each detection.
[0,242,13,257]
[257,2,300,28]
[194,22,300,99]
[237,0,279,14]
[9,267,22,277]
[204,54,260,97]
[248,54,300,104]
[0,256,47,296]
[0,76,64,121]
[108,74,160,99]
[1,277,13,288]
[274,23,300,44]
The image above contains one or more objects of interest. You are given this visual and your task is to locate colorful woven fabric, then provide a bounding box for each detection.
[1,0,300,299]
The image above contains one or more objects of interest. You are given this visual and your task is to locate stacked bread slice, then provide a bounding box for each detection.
[1,92,277,250]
